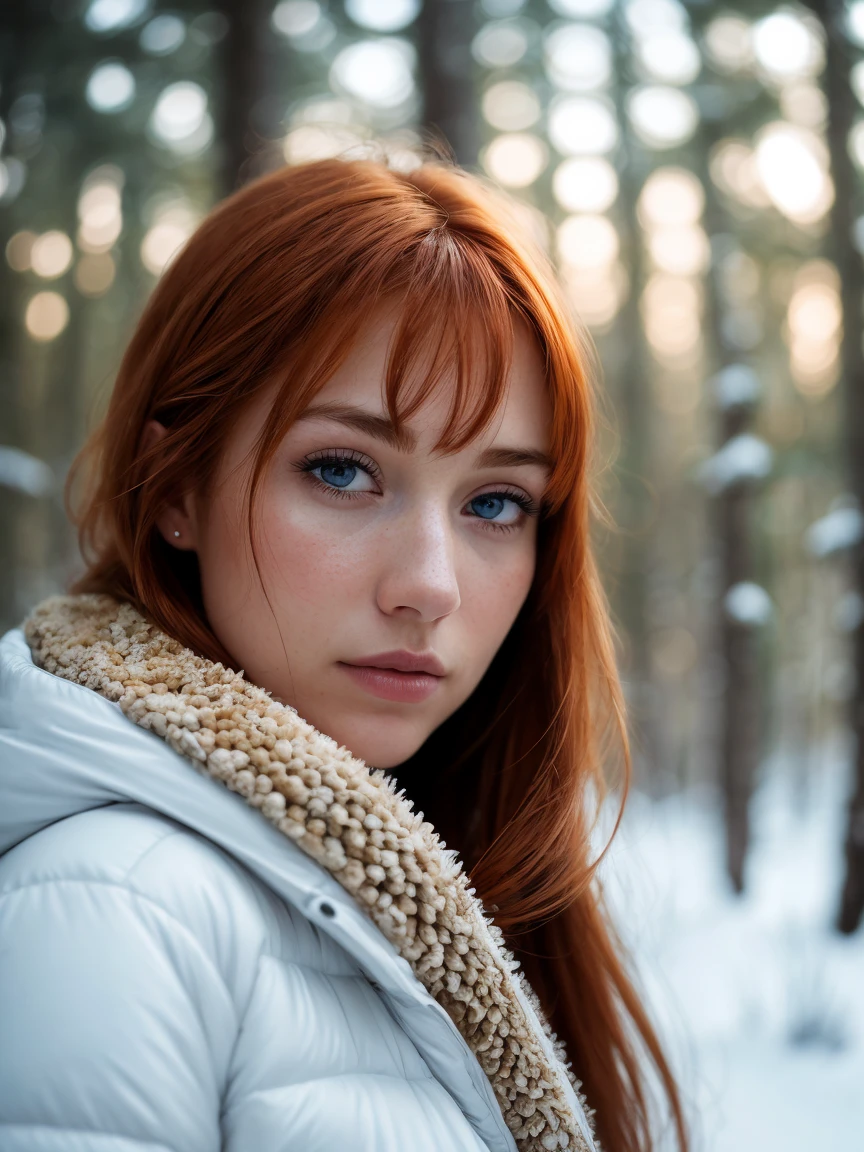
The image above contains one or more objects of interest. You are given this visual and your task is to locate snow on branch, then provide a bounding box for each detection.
[0,446,54,498]
[698,433,773,495]
[806,505,864,558]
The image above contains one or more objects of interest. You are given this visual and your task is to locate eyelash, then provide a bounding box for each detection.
[295,450,540,531]
[295,449,382,500]
[473,488,540,533]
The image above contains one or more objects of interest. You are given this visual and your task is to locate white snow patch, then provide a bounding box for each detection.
[598,739,864,1151]
[698,434,773,495]
[806,506,864,558]
[0,445,54,497]
[712,364,761,411]
[723,581,773,626]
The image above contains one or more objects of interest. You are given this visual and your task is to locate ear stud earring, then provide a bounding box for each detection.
[173,530,181,538]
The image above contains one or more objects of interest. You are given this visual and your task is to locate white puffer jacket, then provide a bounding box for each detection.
[0,600,596,1152]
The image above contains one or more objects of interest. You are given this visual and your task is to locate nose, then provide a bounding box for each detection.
[376,502,461,622]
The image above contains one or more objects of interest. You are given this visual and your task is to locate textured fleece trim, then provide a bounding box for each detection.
[25,594,595,1152]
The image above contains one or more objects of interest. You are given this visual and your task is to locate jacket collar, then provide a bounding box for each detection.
[22,594,596,1152]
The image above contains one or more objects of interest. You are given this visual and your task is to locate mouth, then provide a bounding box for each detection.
[338,650,446,704]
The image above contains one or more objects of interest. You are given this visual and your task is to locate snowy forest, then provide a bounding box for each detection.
[1,0,863,1147]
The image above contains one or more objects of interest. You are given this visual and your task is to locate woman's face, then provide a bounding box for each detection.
[158,310,551,768]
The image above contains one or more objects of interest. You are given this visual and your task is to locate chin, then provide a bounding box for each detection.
[324,710,430,771]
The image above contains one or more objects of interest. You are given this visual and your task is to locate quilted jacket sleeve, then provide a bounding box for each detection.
[0,805,263,1152]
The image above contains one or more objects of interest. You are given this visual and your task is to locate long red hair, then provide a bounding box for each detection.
[70,156,687,1152]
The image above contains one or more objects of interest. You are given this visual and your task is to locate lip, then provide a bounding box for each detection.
[338,650,446,704]
[346,650,447,676]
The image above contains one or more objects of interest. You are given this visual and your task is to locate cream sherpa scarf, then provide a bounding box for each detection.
[25,594,595,1152]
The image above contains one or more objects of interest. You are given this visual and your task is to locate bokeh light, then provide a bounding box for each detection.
[557,214,620,269]
[330,40,415,109]
[272,0,334,49]
[780,82,828,129]
[553,157,619,213]
[140,199,199,275]
[624,0,688,39]
[638,167,704,226]
[637,30,701,85]
[549,0,614,15]
[0,157,26,205]
[751,11,824,83]
[704,14,753,73]
[786,262,841,396]
[85,0,149,34]
[86,62,136,113]
[636,165,706,354]
[25,291,69,342]
[149,81,213,155]
[483,133,547,188]
[850,1,864,48]
[648,225,710,276]
[345,0,420,32]
[789,283,841,344]
[272,0,321,38]
[564,263,628,328]
[283,123,364,164]
[642,273,702,362]
[472,20,530,68]
[77,175,123,253]
[710,138,769,208]
[482,81,541,131]
[6,230,36,272]
[627,86,699,149]
[74,252,116,297]
[140,14,185,55]
[544,24,612,91]
[754,122,833,224]
[548,96,618,155]
[31,232,74,279]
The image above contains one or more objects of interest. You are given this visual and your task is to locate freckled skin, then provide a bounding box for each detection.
[153,311,551,769]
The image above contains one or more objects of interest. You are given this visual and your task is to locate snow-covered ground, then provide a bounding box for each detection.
[602,741,864,1152]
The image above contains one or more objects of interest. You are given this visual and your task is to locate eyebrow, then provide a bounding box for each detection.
[298,402,552,471]
[475,446,552,471]
[299,403,417,451]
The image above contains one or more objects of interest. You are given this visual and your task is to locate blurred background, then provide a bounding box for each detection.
[1,0,863,1147]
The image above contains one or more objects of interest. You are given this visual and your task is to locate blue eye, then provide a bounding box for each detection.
[469,494,507,520]
[318,462,357,489]
[300,451,379,495]
[467,492,532,527]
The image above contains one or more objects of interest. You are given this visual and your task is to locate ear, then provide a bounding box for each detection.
[141,419,200,552]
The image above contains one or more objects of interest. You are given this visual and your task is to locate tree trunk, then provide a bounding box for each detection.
[718,449,761,893]
[689,60,768,889]
[807,0,864,933]
[216,0,265,196]
[417,0,478,167]
[606,20,664,790]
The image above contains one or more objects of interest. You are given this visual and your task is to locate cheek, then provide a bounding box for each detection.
[253,493,373,607]
[459,539,537,657]
[199,482,378,637]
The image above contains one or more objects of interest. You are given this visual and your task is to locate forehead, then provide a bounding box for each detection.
[308,307,552,455]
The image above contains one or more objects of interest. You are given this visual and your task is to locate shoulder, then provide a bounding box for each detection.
[0,804,256,1149]
[0,800,358,995]
[0,803,282,1009]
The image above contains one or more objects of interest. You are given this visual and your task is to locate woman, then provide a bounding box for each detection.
[0,157,686,1152]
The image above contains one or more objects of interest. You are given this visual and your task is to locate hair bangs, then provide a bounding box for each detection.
[380,228,516,456]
